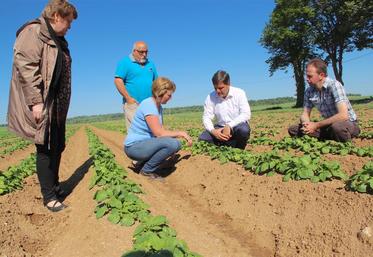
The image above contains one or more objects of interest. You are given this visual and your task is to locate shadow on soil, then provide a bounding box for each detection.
[60,158,93,198]
[127,154,191,178]
[122,250,174,257]
[158,154,191,177]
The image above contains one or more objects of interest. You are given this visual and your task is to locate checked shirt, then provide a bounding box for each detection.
[304,77,357,122]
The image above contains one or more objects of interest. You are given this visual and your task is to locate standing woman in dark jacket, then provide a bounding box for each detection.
[7,0,78,212]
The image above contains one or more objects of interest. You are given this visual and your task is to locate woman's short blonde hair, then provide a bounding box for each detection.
[42,0,78,20]
[152,77,176,98]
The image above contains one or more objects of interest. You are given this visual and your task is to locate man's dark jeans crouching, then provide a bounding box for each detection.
[198,122,250,149]
[288,120,360,142]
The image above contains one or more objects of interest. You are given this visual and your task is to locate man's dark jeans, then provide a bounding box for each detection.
[288,120,360,142]
[198,122,250,149]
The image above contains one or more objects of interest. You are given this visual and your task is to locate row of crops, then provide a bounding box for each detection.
[0,128,32,158]
[88,116,373,194]
[185,140,373,194]
[0,126,80,196]
[87,123,373,195]
[86,128,201,257]
[0,119,371,256]
[1,125,201,256]
[249,135,373,157]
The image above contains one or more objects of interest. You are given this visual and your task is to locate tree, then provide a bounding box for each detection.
[310,0,373,85]
[260,0,319,107]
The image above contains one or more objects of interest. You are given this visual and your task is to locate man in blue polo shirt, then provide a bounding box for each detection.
[114,41,158,129]
[288,58,360,142]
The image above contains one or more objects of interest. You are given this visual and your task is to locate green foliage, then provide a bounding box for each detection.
[0,155,36,195]
[249,97,297,107]
[360,120,373,129]
[0,127,17,140]
[310,0,373,84]
[131,215,202,257]
[86,129,202,256]
[0,126,78,196]
[0,139,31,157]
[0,137,26,148]
[188,141,348,183]
[252,129,279,137]
[249,135,373,157]
[346,162,373,193]
[359,131,373,140]
[0,125,78,158]
[92,121,126,134]
[87,129,148,225]
[261,0,372,102]
[260,0,318,106]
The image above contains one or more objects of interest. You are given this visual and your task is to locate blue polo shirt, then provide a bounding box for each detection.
[115,54,158,103]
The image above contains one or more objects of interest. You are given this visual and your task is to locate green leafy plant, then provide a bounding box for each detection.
[346,162,373,194]
[249,135,373,157]
[0,154,36,195]
[188,141,348,183]
[359,131,373,140]
[0,140,31,158]
[130,215,202,257]
[0,126,78,196]
[86,128,202,256]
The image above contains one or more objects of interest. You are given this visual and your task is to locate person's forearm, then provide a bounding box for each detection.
[154,128,181,138]
[316,112,348,128]
[300,113,310,123]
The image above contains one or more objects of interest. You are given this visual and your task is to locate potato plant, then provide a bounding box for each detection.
[359,131,373,140]
[0,155,36,195]
[249,135,373,157]
[128,215,202,257]
[87,129,147,225]
[187,141,348,183]
[86,129,202,256]
[346,162,373,194]
[0,140,31,158]
[0,127,78,195]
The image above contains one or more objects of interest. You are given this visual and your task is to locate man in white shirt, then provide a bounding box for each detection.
[198,70,251,149]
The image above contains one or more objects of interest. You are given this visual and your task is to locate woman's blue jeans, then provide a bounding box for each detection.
[124,137,181,173]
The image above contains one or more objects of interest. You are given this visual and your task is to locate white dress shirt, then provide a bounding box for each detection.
[202,86,251,132]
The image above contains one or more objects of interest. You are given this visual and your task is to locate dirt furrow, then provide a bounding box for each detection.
[92,127,373,257]
[91,126,271,257]
[0,127,134,257]
[40,126,134,257]
[0,144,35,171]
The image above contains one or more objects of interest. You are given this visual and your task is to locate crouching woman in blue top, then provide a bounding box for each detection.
[124,77,192,180]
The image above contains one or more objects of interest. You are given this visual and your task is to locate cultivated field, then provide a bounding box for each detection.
[0,100,372,257]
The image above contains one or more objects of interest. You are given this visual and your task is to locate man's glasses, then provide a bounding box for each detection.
[135,49,148,55]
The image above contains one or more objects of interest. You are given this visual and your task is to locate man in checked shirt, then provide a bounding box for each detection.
[288,58,360,142]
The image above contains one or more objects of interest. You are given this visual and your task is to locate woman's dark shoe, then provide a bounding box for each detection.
[139,170,164,181]
[44,199,67,212]
[131,160,145,173]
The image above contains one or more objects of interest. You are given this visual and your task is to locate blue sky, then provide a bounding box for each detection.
[1,0,372,124]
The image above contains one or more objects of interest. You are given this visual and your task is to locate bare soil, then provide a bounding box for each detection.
[0,144,34,171]
[1,118,372,257]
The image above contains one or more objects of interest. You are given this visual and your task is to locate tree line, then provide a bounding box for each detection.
[260,0,372,107]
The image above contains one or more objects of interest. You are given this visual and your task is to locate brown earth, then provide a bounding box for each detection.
[0,144,34,171]
[0,122,372,257]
